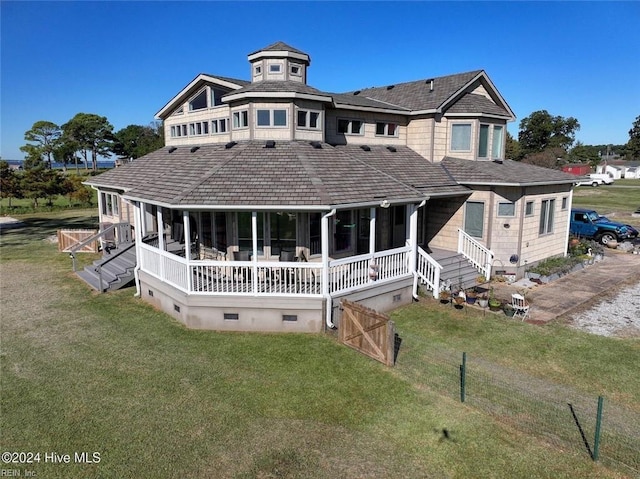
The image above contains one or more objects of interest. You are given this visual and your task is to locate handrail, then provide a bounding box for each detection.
[70,223,132,271]
[457,229,494,280]
[416,247,442,299]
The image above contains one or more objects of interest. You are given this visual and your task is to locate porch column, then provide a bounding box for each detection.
[96,190,104,224]
[251,211,258,294]
[321,209,336,329]
[409,204,418,275]
[183,210,193,292]
[140,202,148,237]
[157,208,165,252]
[369,207,376,255]
[133,201,144,297]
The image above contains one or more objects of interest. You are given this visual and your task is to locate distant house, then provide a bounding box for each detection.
[84,41,579,332]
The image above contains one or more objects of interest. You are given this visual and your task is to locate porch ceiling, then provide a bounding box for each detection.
[87,141,468,209]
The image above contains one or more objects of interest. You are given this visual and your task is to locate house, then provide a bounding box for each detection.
[84,41,579,333]
[597,161,640,179]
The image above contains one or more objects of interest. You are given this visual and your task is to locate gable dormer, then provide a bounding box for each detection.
[248,41,310,84]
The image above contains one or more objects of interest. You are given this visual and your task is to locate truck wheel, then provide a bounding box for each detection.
[597,232,617,245]
[591,182,599,187]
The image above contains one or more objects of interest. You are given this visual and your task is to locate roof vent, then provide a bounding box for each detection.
[493,158,504,164]
[310,141,322,149]
[190,146,200,153]
[264,140,276,149]
[360,145,371,152]
[225,141,237,150]
[168,147,177,153]
[386,85,395,90]
[386,146,397,153]
[353,90,361,96]
[426,79,434,91]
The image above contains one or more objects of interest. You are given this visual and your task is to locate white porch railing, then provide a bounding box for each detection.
[139,244,412,298]
[416,247,442,299]
[457,229,494,280]
[329,246,411,295]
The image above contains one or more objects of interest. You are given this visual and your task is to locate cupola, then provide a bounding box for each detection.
[248,41,310,84]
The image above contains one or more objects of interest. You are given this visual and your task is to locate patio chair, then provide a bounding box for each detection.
[511,293,530,321]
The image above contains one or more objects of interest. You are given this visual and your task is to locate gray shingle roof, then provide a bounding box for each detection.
[249,41,308,57]
[87,141,468,208]
[441,157,580,186]
[446,93,512,117]
[201,74,251,87]
[224,81,330,98]
[335,71,484,112]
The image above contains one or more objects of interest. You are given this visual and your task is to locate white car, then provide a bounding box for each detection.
[576,173,614,187]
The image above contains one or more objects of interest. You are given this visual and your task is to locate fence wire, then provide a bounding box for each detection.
[394,328,640,476]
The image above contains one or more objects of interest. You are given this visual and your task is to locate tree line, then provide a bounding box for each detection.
[506,111,640,169]
[1,113,164,209]
[19,113,163,171]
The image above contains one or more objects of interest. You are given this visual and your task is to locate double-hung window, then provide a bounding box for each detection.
[256,109,288,127]
[375,122,398,137]
[211,118,227,134]
[539,199,556,235]
[491,126,504,159]
[451,123,472,151]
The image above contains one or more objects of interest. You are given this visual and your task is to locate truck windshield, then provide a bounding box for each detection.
[587,212,600,221]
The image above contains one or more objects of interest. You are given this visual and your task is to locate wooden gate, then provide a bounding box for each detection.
[340,299,396,366]
[57,229,98,253]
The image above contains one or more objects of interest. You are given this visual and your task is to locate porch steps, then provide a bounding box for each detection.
[77,243,137,292]
[429,248,480,291]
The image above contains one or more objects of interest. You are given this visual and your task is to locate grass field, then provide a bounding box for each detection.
[572,180,640,227]
[1,211,638,478]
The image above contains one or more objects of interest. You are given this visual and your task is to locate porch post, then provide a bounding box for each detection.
[183,211,191,261]
[140,203,148,237]
[322,209,336,329]
[251,211,258,294]
[96,190,104,225]
[133,201,144,297]
[157,208,165,252]
[409,204,418,275]
[369,207,376,255]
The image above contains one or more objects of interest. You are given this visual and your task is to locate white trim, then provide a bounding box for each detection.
[223,91,332,103]
[248,50,309,62]
[444,112,513,120]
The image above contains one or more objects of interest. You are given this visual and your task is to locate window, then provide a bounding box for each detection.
[211,88,225,107]
[254,65,262,75]
[334,210,353,251]
[297,110,320,129]
[498,202,515,217]
[492,126,504,159]
[375,122,398,137]
[561,196,569,210]
[270,212,297,255]
[172,107,184,116]
[269,64,281,73]
[337,118,363,135]
[256,109,288,127]
[211,118,227,134]
[478,124,489,157]
[309,213,321,255]
[233,110,248,129]
[525,201,534,216]
[189,123,195,136]
[182,125,188,136]
[290,64,301,76]
[170,126,177,138]
[189,90,207,111]
[451,123,472,151]
[201,212,227,250]
[101,192,119,217]
[464,201,484,238]
[237,212,264,252]
[539,199,556,235]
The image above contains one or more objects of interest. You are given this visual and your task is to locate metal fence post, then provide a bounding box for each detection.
[460,352,467,403]
[593,396,604,461]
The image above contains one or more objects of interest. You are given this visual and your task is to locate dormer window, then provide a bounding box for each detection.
[189,90,208,111]
[290,64,301,76]
[255,65,262,75]
[269,64,281,73]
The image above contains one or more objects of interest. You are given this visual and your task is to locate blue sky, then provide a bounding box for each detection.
[1,1,639,161]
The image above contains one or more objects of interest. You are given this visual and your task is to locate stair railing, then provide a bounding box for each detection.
[457,229,494,280]
[416,247,442,299]
[69,222,132,271]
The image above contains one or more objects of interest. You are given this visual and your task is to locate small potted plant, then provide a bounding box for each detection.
[439,290,451,304]
[488,287,502,311]
[503,302,516,317]
[477,293,489,308]
[465,288,478,304]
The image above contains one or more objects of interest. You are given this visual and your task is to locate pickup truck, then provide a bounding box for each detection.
[575,174,614,187]
[570,208,638,245]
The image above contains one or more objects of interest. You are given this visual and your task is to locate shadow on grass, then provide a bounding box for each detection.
[0,213,99,248]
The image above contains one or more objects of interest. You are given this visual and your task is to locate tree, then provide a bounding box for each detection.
[521,147,565,170]
[53,137,81,173]
[0,160,22,208]
[113,122,164,159]
[625,115,640,160]
[505,131,521,160]
[21,162,64,207]
[19,121,61,169]
[62,113,115,171]
[567,141,600,167]
[518,110,580,158]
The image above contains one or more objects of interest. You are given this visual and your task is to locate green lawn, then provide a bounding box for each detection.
[572,180,640,227]
[1,211,637,478]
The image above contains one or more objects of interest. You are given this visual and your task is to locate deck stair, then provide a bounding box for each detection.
[77,243,137,292]
[429,248,480,291]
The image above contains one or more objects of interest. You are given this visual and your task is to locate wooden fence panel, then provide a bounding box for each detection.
[58,229,98,253]
[340,299,395,366]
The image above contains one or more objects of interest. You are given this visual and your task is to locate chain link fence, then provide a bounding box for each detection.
[394,328,640,476]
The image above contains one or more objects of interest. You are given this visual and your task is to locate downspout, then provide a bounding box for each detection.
[133,201,143,297]
[564,189,574,257]
[322,209,337,329]
[411,199,427,299]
